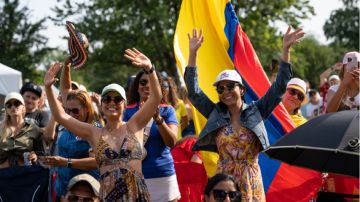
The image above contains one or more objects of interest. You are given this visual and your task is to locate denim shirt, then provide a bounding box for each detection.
[184,61,292,152]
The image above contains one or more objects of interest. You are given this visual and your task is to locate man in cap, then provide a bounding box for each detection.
[64,174,100,202]
[20,82,49,128]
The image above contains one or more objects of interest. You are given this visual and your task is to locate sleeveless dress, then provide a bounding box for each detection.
[216,124,266,202]
[95,125,151,201]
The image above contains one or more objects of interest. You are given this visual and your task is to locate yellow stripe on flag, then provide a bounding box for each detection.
[174,0,234,177]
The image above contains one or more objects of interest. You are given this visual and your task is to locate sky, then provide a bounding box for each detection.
[21,0,343,49]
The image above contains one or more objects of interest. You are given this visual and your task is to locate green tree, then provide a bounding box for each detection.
[51,0,316,92]
[51,0,181,92]
[291,36,342,88]
[233,0,315,66]
[323,0,359,50]
[0,0,50,84]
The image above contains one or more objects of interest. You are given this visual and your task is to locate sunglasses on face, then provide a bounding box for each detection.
[65,107,81,115]
[139,79,148,86]
[216,83,240,94]
[287,88,305,101]
[101,95,123,105]
[212,189,241,202]
[6,100,22,109]
[67,195,95,202]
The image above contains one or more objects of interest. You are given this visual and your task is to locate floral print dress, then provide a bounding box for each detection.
[216,124,266,202]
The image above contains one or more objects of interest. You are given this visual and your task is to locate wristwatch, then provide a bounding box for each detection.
[155,117,164,125]
[144,64,155,74]
[67,158,72,168]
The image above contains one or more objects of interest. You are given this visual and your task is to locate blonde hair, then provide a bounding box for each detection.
[0,102,26,141]
[66,90,96,124]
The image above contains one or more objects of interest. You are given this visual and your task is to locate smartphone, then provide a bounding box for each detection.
[346,57,359,71]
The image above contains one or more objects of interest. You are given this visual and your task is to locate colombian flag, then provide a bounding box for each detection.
[174,0,322,201]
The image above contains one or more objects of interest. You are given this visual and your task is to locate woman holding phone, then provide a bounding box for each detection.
[327,51,360,112]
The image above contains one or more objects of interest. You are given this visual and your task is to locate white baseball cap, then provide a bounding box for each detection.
[213,70,243,86]
[101,83,127,102]
[287,78,307,95]
[342,51,360,64]
[328,75,340,82]
[67,174,100,196]
[4,92,25,106]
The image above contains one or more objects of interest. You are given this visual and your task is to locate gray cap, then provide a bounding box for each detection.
[67,174,100,196]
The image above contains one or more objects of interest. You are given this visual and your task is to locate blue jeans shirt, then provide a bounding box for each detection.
[55,127,100,196]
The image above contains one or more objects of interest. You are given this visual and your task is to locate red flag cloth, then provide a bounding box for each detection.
[171,137,208,202]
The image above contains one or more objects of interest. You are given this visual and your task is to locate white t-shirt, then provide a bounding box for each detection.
[305,98,323,118]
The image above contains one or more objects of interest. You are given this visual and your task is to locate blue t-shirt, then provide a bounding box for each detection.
[55,124,100,196]
[124,103,178,178]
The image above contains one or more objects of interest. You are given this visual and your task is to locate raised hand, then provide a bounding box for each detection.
[124,48,152,70]
[44,62,62,87]
[188,28,204,54]
[283,26,305,51]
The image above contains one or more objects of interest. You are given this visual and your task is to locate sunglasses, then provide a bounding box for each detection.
[287,88,305,101]
[67,195,94,202]
[101,95,123,104]
[212,189,241,202]
[139,79,148,86]
[216,83,240,94]
[65,107,81,115]
[6,100,22,109]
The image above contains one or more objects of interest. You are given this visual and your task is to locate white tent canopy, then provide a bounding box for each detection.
[0,63,22,95]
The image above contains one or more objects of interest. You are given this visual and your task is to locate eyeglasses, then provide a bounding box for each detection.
[6,100,22,109]
[66,195,95,202]
[216,83,240,94]
[65,107,81,115]
[287,88,305,101]
[139,79,148,86]
[101,95,123,105]
[212,189,241,202]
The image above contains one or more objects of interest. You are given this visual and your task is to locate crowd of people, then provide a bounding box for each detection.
[0,25,359,202]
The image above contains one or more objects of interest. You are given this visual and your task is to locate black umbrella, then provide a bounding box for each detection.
[264,110,359,177]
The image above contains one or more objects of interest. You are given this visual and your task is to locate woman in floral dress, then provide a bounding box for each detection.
[184,27,305,201]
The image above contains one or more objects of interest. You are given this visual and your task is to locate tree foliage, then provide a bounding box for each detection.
[323,0,359,50]
[51,0,317,92]
[51,0,180,92]
[291,36,342,88]
[233,0,315,67]
[0,0,50,84]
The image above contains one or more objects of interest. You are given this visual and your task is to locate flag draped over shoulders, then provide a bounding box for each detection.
[174,0,322,201]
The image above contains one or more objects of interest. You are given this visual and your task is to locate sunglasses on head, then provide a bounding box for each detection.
[101,95,123,104]
[67,195,94,202]
[287,88,305,101]
[139,79,148,86]
[6,100,22,109]
[65,107,81,115]
[216,83,240,94]
[212,189,241,202]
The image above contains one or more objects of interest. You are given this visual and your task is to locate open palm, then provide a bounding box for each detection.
[283,26,305,50]
[188,28,204,53]
[44,62,62,87]
[124,48,152,70]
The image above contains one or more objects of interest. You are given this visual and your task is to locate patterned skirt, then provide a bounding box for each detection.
[100,167,151,201]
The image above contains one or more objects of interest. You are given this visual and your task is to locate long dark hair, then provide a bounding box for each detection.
[204,173,240,196]
[163,76,180,108]
[127,70,166,105]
